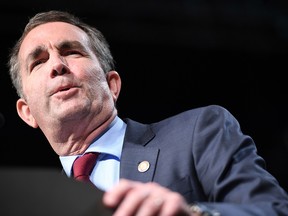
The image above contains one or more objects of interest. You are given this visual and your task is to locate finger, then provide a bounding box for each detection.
[103,179,138,208]
[128,182,168,216]
[136,190,189,216]
[106,181,164,216]
[134,196,164,216]
[112,187,150,216]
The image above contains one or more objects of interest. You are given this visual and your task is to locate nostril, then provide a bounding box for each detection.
[59,67,67,75]
[52,66,67,77]
[51,70,58,77]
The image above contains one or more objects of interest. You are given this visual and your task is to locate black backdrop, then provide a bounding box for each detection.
[1,0,288,192]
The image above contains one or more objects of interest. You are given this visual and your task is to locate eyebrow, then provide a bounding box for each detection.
[26,40,86,63]
[26,45,46,64]
[57,40,86,51]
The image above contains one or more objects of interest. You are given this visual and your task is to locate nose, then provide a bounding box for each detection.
[50,55,70,77]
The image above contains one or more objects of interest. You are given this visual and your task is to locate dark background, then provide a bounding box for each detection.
[0,0,288,192]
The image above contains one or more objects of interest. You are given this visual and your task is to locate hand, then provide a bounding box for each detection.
[103,178,196,216]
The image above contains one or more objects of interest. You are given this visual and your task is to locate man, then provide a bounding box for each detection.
[7,10,288,215]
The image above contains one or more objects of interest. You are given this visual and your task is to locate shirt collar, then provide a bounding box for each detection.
[59,116,126,177]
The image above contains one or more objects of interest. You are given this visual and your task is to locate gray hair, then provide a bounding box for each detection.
[8,10,115,98]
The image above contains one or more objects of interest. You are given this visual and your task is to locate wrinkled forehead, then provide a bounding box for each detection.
[19,22,89,61]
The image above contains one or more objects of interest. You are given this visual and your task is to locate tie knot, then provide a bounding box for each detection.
[72,152,99,182]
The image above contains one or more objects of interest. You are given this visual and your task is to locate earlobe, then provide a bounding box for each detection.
[16,98,38,128]
[107,71,121,102]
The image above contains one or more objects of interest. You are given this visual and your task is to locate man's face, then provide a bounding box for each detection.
[17,21,114,131]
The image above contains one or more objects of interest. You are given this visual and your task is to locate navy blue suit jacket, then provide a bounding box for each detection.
[120,105,288,215]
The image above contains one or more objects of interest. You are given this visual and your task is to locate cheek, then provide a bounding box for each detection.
[84,65,104,80]
[22,76,45,102]
[84,73,111,102]
[80,66,107,90]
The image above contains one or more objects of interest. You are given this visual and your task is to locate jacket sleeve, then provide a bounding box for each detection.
[192,105,288,216]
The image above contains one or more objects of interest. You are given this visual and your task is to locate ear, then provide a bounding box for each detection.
[106,71,121,102]
[16,98,39,128]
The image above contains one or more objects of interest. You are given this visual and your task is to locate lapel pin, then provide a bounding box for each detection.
[138,161,150,172]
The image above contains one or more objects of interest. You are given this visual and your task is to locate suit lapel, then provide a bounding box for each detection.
[120,119,159,182]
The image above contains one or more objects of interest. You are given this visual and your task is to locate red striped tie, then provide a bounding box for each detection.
[72,152,99,183]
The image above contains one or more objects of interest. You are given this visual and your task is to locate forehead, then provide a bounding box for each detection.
[19,22,88,58]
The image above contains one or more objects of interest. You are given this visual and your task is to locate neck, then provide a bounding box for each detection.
[47,110,118,156]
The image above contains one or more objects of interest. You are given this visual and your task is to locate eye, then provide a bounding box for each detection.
[30,59,45,71]
[64,50,82,56]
